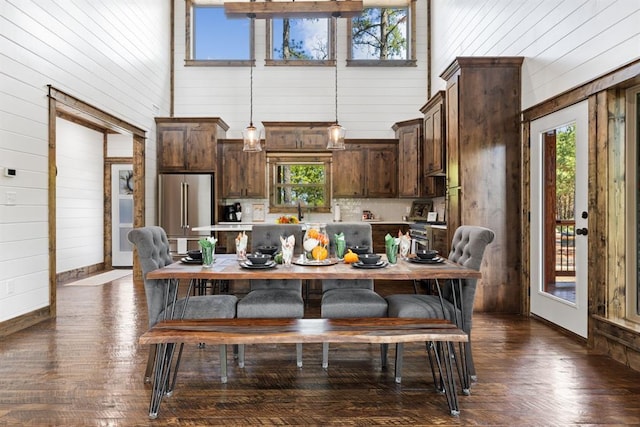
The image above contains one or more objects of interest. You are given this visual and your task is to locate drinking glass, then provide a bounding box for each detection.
[282,246,294,267]
[386,243,398,264]
[201,245,215,268]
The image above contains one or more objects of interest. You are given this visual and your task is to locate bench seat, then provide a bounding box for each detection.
[140,317,468,418]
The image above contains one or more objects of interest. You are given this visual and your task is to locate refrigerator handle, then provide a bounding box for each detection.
[183,181,189,230]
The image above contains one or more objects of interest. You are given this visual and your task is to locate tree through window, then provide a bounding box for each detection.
[351,7,408,60]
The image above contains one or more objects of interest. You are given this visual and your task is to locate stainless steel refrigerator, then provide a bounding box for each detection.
[158,173,214,254]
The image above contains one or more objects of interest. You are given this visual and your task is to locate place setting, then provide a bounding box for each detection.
[180,250,203,265]
[239,253,278,270]
[351,253,388,269]
[406,249,446,264]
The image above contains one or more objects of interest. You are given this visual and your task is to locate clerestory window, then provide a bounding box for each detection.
[347,1,416,67]
[186,1,254,66]
[266,17,335,66]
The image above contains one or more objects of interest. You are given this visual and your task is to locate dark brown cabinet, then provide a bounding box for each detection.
[393,118,423,198]
[440,56,523,312]
[333,142,398,198]
[421,91,446,176]
[218,140,266,199]
[263,122,333,151]
[156,118,228,173]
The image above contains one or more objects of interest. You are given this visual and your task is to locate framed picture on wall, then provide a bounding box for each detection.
[252,204,265,222]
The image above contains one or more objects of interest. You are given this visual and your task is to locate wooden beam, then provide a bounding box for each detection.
[224,1,363,19]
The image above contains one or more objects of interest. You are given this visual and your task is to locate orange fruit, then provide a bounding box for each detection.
[311,245,328,261]
[307,229,319,239]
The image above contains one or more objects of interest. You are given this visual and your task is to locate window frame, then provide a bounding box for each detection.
[267,153,333,214]
[626,84,640,324]
[346,1,416,67]
[266,17,336,66]
[185,0,255,67]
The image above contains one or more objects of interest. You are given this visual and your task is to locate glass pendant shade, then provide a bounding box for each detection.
[243,124,262,152]
[327,123,346,150]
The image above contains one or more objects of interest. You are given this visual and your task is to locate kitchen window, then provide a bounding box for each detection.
[186,2,254,66]
[268,155,332,214]
[347,1,416,66]
[266,17,335,66]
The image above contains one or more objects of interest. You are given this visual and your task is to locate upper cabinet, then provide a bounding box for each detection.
[218,140,266,199]
[333,141,398,198]
[393,118,423,198]
[420,91,446,176]
[156,118,228,173]
[263,122,333,151]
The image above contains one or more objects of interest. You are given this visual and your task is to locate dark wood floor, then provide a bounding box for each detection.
[1,276,640,426]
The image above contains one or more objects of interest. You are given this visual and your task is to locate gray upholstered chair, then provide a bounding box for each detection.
[321,222,388,368]
[386,225,494,387]
[128,226,238,383]
[236,224,305,367]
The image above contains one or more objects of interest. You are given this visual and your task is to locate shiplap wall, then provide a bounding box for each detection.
[55,118,104,274]
[431,0,640,109]
[0,0,171,323]
[172,0,430,139]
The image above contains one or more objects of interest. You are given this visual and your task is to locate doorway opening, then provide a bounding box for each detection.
[48,86,146,316]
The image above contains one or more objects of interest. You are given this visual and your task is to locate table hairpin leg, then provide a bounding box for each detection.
[148,341,178,419]
[433,278,471,394]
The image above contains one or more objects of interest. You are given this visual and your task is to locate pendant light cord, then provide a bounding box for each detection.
[250,49,254,127]
[334,59,338,125]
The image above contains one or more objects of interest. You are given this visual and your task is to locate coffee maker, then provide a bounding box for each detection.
[223,203,242,222]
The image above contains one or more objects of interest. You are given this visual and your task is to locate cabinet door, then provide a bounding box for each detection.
[333,146,366,197]
[423,97,445,175]
[264,128,298,150]
[186,126,216,171]
[299,127,327,150]
[446,78,460,189]
[243,148,266,197]
[220,144,245,198]
[158,127,187,171]
[221,143,266,198]
[431,103,445,173]
[397,124,421,198]
[367,144,397,198]
[424,176,445,198]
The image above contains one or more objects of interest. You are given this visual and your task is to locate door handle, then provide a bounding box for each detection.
[576,228,588,236]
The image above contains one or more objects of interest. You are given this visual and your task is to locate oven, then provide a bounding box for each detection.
[409,222,433,253]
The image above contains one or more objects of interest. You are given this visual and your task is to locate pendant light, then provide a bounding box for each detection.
[243,25,262,152]
[327,54,345,150]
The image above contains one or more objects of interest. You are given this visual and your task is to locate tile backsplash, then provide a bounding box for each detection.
[222,197,446,224]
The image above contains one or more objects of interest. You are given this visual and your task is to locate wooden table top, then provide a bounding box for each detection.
[147,254,481,281]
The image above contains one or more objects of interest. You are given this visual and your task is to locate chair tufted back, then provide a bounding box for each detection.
[325,222,372,256]
[323,222,374,291]
[442,225,495,330]
[251,224,303,254]
[249,224,303,291]
[128,226,176,328]
[448,225,495,271]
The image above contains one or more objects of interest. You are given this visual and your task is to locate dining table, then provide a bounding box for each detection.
[142,253,481,417]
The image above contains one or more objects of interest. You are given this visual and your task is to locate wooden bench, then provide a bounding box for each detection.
[139,317,468,418]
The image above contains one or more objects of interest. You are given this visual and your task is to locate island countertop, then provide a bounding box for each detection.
[193,221,416,233]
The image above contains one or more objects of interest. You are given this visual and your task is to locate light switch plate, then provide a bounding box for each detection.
[6,191,16,205]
